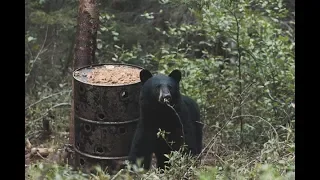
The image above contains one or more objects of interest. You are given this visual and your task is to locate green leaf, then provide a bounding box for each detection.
[100,27,107,31]
[113,36,119,41]
[111,31,119,36]
[97,43,102,49]
[114,45,121,49]
[27,36,36,42]
[278,160,285,164]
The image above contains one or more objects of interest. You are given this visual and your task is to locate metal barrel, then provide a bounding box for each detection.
[72,63,142,173]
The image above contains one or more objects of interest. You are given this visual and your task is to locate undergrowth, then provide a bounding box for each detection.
[27,133,294,179]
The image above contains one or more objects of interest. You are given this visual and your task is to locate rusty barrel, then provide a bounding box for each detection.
[72,63,142,173]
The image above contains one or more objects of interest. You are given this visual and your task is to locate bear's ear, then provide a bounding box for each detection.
[140,69,153,84]
[169,69,181,83]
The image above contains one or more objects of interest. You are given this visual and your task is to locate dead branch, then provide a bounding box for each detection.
[26,138,32,150]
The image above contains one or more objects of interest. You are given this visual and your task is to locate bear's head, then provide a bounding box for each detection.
[139,69,182,106]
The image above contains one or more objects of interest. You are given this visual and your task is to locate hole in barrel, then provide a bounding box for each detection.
[120,90,129,100]
[95,146,104,154]
[80,158,85,166]
[84,124,91,132]
[97,113,105,120]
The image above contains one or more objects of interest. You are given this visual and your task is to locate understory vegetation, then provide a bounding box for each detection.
[25,0,295,179]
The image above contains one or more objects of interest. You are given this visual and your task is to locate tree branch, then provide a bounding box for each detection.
[25,25,49,83]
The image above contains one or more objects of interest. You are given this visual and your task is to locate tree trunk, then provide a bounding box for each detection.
[70,0,99,145]
[25,0,29,34]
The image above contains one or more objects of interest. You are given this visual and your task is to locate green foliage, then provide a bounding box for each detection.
[27,163,90,180]
[152,0,295,146]
[30,9,76,28]
[27,144,294,180]
[196,163,294,180]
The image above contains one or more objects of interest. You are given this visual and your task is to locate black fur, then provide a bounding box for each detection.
[128,69,203,170]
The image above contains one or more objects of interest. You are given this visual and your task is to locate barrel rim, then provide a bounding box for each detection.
[75,115,140,124]
[74,147,129,160]
[73,63,144,87]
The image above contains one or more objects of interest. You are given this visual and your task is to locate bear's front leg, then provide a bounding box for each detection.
[181,116,198,155]
[128,120,155,170]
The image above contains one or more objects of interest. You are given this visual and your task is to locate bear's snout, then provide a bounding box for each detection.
[162,94,172,104]
[158,88,172,105]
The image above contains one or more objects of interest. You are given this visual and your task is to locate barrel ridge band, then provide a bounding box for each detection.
[74,147,129,160]
[75,115,139,125]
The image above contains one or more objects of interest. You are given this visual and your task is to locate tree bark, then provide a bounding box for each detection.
[70,0,99,145]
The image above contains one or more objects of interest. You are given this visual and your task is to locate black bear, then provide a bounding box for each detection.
[128,69,203,170]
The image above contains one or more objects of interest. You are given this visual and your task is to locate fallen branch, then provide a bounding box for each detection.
[26,138,32,150]
[31,147,54,158]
